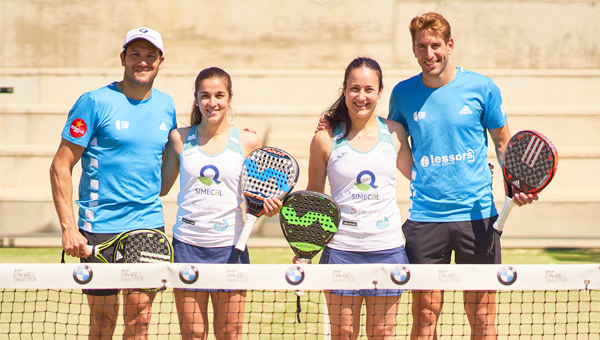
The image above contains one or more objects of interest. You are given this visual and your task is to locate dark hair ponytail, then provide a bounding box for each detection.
[322,57,382,137]
[190,67,233,126]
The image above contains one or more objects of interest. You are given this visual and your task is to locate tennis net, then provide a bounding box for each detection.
[1,263,598,339]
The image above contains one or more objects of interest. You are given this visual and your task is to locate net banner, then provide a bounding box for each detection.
[1,263,598,339]
[1,263,599,291]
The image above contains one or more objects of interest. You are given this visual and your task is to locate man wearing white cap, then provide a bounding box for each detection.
[50,27,176,339]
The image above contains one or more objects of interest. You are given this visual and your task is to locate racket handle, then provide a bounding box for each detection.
[493,196,516,233]
[86,245,97,257]
[294,258,310,297]
[235,214,259,252]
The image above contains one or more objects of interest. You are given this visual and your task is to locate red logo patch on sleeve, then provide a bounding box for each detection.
[70,118,87,138]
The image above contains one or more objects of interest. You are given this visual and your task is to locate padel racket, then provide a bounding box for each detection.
[279,190,340,323]
[87,228,174,264]
[487,130,558,255]
[280,190,340,262]
[234,147,299,254]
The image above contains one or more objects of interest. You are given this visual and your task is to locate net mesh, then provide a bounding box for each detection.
[1,263,598,339]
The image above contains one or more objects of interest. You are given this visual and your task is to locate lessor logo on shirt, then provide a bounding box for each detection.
[70,118,87,138]
[419,149,475,168]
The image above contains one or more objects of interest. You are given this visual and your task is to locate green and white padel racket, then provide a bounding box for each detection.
[279,190,340,322]
[280,190,339,262]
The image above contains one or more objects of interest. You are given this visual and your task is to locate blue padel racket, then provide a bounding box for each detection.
[279,190,340,323]
[487,130,558,256]
[235,147,299,254]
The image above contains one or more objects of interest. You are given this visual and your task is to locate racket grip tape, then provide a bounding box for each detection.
[84,244,107,262]
[235,214,259,251]
[493,195,516,233]
[85,245,97,256]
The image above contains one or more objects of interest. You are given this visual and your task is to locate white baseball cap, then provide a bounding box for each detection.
[122,27,164,54]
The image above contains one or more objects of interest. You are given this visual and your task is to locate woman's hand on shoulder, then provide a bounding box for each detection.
[312,125,335,145]
[315,117,329,134]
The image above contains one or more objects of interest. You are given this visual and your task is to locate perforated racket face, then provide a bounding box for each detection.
[279,191,340,260]
[241,147,299,216]
[503,130,558,195]
[114,230,174,263]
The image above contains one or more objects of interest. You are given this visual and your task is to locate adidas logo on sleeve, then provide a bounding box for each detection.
[459,106,473,115]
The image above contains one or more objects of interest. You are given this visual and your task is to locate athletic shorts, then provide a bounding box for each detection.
[80,227,166,296]
[402,217,501,265]
[173,238,249,264]
[173,238,249,292]
[319,246,409,296]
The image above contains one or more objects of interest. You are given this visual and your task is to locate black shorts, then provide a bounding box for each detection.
[402,217,501,265]
[80,227,165,296]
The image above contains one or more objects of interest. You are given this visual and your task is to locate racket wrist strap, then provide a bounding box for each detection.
[506,185,513,198]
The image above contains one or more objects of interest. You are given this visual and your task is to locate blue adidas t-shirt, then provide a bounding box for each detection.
[61,82,177,233]
[388,68,507,222]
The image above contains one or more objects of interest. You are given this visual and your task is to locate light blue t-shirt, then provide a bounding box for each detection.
[388,68,507,222]
[61,82,177,233]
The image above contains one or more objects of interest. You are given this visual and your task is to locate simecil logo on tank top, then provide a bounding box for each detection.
[420,149,475,168]
[195,165,224,196]
[352,170,379,200]
[69,118,87,138]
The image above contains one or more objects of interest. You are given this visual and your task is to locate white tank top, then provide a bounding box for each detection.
[327,117,404,251]
[173,126,245,247]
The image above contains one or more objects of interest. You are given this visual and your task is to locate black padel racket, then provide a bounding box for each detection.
[235,147,299,254]
[88,228,174,264]
[279,190,340,323]
[280,190,340,262]
[487,130,558,255]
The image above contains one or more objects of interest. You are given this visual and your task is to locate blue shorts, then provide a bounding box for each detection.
[173,238,250,264]
[173,238,249,292]
[319,246,409,296]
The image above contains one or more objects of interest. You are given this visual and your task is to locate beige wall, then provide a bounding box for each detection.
[1,0,599,243]
[2,0,599,118]
[1,0,599,70]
